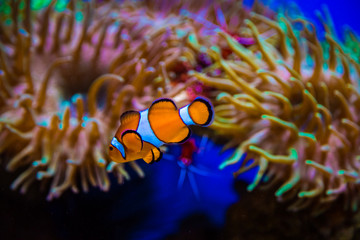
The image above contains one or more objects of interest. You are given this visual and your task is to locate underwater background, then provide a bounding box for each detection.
[0,0,360,239]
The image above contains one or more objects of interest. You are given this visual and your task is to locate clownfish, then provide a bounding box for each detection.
[108,97,214,164]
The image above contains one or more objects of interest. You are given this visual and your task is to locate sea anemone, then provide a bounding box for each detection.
[0,0,209,199]
[1,0,360,215]
[192,4,360,213]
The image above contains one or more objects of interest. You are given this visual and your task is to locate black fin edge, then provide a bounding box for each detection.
[192,97,214,126]
[150,98,177,111]
[177,128,192,144]
[121,129,143,151]
[155,150,163,162]
[120,110,140,122]
[148,149,155,164]
[151,147,163,162]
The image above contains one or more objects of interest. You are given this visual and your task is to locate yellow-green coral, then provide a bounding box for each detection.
[1,0,360,214]
[184,6,360,212]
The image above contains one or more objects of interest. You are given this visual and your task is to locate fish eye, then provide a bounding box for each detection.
[109,146,113,151]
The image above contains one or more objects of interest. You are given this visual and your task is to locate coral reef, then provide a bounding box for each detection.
[0,0,202,199]
[1,0,360,216]
[204,4,360,212]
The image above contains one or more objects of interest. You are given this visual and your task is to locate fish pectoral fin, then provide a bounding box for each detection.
[121,130,143,153]
[120,110,140,125]
[152,147,163,162]
[143,149,155,164]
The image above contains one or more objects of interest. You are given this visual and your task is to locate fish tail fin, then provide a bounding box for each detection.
[180,97,214,127]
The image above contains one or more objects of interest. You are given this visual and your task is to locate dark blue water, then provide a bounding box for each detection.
[245,0,360,37]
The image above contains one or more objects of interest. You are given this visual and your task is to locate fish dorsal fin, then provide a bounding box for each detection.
[152,147,163,162]
[143,149,155,164]
[121,130,143,153]
[149,98,177,112]
[120,110,140,126]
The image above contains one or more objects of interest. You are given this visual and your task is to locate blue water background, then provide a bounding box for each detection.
[248,0,360,39]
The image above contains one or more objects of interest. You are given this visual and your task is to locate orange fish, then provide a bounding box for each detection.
[108,97,214,164]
